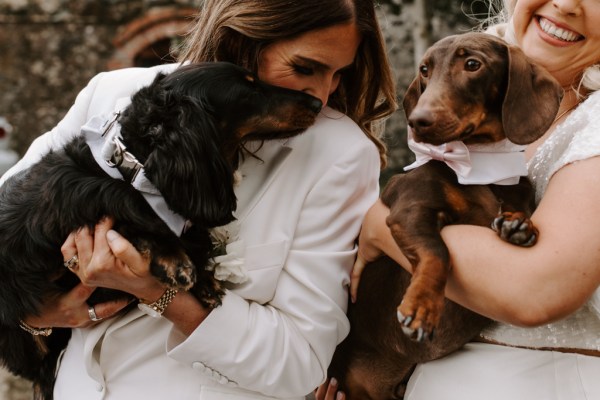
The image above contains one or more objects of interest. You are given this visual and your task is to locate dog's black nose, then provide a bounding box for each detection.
[309,98,323,114]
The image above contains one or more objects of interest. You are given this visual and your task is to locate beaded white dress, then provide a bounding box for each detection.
[405,91,600,400]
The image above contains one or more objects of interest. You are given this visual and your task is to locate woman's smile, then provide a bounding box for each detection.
[537,16,584,43]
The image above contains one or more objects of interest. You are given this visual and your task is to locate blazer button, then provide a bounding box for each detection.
[192,361,207,372]
[226,380,238,388]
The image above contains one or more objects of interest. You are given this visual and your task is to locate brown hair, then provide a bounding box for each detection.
[178,0,397,168]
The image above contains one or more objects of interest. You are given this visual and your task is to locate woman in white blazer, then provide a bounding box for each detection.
[6,0,397,399]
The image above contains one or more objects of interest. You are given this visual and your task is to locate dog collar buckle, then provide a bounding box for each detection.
[106,137,143,184]
[101,111,121,137]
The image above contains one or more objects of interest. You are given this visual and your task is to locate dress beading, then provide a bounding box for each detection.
[480,91,600,351]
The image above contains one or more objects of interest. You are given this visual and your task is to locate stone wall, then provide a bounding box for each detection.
[0,0,198,155]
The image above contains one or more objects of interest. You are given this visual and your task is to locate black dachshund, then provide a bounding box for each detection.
[0,62,322,400]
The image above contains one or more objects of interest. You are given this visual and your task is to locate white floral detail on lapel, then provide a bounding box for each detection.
[207,220,248,284]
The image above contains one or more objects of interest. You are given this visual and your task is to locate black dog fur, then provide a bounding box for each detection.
[0,62,322,399]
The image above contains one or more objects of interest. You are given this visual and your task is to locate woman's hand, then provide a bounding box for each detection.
[315,378,345,400]
[62,218,166,302]
[349,199,389,302]
[350,199,412,302]
[22,282,131,329]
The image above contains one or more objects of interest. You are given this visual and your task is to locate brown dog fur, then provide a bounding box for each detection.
[329,32,563,399]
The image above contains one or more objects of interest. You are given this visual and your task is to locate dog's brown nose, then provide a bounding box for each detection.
[408,108,434,131]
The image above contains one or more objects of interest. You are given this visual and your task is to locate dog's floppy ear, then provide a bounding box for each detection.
[144,94,236,228]
[502,44,563,144]
[402,76,422,120]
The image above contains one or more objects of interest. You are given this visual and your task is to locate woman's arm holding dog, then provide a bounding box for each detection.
[355,157,600,326]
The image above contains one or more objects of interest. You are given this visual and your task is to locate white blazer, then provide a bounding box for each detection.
[3,64,380,400]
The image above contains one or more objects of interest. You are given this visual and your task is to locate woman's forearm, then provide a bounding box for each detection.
[361,159,600,326]
[162,291,211,336]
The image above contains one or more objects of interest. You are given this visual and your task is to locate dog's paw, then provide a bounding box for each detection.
[151,253,196,290]
[397,285,444,342]
[492,211,538,247]
[191,269,225,310]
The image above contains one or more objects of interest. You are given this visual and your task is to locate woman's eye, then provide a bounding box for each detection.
[465,59,481,71]
[293,64,314,76]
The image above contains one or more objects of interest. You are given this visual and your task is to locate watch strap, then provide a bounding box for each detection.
[139,288,178,316]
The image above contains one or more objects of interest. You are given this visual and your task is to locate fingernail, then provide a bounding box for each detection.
[330,377,338,387]
[336,392,345,400]
[106,230,120,242]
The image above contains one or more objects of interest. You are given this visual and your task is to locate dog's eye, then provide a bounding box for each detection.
[419,64,429,77]
[465,59,481,71]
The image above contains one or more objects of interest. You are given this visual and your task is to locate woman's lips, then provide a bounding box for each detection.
[537,16,583,42]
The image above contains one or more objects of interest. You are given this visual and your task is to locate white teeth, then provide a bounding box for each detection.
[539,17,581,42]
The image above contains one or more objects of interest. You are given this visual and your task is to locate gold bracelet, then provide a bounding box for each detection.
[18,320,53,336]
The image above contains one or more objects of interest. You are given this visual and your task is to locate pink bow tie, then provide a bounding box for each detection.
[406,134,472,177]
[404,128,528,185]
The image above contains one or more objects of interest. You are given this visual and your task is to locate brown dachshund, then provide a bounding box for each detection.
[328,32,563,399]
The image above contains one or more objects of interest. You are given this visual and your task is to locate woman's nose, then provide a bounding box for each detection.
[305,75,340,106]
[552,0,582,16]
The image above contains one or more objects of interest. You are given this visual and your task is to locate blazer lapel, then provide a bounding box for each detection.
[234,141,293,222]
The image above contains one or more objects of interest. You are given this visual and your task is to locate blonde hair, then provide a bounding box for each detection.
[178,0,397,168]
[481,0,600,93]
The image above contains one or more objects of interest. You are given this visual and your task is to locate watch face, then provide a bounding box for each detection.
[138,303,162,318]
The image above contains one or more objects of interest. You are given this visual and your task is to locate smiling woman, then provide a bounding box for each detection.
[510,0,600,89]
[340,0,600,398]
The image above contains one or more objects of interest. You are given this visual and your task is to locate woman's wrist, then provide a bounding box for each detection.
[162,290,213,336]
[136,285,169,304]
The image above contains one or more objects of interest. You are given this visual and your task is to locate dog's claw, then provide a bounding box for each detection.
[401,325,415,337]
[398,310,414,327]
[397,310,404,323]
[492,211,538,247]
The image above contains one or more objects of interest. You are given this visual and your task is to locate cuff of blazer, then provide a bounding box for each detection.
[166,289,249,368]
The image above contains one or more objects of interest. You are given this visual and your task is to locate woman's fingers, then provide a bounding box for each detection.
[74,226,95,269]
[61,231,77,260]
[315,378,345,400]
[350,255,367,303]
[23,283,93,328]
[88,297,133,321]
[106,229,150,278]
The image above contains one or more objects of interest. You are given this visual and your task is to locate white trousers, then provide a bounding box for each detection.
[406,343,600,400]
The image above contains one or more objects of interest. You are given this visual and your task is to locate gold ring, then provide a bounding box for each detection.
[88,305,102,322]
[64,255,79,271]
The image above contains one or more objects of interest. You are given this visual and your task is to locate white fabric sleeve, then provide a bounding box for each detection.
[549,91,600,179]
[166,138,380,397]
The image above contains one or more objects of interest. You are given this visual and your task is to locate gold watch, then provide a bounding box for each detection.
[137,288,178,318]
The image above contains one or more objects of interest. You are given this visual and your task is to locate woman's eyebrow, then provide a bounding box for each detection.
[295,56,353,73]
